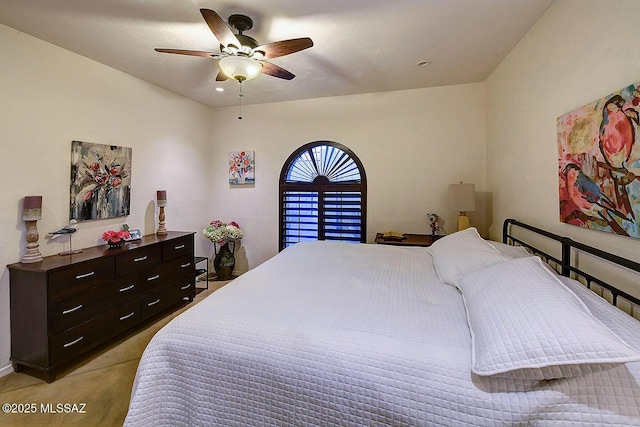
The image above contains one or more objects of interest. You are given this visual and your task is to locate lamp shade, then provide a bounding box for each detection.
[449,183,476,213]
[219,56,262,82]
[23,196,42,220]
[157,190,167,207]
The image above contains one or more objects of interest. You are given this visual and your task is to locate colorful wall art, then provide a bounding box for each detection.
[557,82,640,238]
[229,150,255,185]
[70,140,132,221]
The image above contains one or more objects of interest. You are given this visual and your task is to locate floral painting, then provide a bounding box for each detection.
[70,140,132,221]
[229,150,254,185]
[557,82,640,238]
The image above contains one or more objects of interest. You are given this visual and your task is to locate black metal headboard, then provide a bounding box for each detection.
[502,219,640,311]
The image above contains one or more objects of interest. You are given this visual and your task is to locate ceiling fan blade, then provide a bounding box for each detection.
[200,9,241,49]
[215,69,229,81]
[254,37,313,59]
[155,48,223,59]
[260,61,295,80]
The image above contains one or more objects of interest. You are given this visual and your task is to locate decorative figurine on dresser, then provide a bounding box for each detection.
[427,213,441,236]
[7,230,197,382]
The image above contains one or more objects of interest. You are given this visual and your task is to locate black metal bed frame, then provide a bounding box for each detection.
[502,218,640,310]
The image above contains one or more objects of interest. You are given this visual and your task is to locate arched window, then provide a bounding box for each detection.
[279,141,367,250]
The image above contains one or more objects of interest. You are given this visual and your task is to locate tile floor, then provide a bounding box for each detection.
[0,279,229,427]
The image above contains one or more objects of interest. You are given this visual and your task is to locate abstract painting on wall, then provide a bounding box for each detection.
[557,82,640,238]
[70,140,132,221]
[229,150,255,185]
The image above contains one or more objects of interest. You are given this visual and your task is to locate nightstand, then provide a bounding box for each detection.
[374,233,444,247]
[195,256,209,290]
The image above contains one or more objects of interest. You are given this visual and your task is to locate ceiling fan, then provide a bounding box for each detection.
[155,9,313,83]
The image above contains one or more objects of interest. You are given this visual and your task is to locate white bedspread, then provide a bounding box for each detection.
[125,241,640,426]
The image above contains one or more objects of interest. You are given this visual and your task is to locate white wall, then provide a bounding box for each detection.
[0,25,213,375]
[486,1,640,284]
[209,84,487,269]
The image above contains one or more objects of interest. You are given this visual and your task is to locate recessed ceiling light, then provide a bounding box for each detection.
[215,87,224,92]
[417,60,432,67]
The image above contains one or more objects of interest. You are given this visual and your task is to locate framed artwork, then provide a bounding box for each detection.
[125,229,141,241]
[229,150,255,185]
[70,140,132,221]
[557,82,640,238]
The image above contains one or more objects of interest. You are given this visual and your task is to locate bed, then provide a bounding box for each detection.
[124,219,640,426]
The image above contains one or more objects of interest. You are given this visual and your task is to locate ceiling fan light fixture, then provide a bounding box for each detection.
[219,56,262,82]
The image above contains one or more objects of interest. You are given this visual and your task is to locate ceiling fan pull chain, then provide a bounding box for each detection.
[237,81,244,120]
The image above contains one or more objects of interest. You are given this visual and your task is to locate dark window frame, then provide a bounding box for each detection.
[279,141,367,251]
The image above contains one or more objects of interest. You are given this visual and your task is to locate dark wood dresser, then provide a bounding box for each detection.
[7,231,196,382]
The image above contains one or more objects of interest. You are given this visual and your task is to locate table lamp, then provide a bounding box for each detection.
[22,196,43,263]
[449,183,475,231]
[156,190,167,235]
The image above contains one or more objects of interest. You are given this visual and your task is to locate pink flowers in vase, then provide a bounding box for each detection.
[203,220,244,246]
[102,229,130,243]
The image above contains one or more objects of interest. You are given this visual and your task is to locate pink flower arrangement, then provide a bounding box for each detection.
[102,230,130,243]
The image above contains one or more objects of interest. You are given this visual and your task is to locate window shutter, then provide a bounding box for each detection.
[282,191,318,247]
[279,142,367,250]
[323,192,362,242]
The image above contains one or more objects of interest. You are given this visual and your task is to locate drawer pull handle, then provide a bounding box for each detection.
[181,284,191,290]
[75,271,95,279]
[147,298,161,307]
[62,304,83,315]
[119,284,135,292]
[120,312,135,321]
[174,244,185,250]
[63,336,84,348]
[147,274,160,281]
[134,256,148,262]
[181,262,191,268]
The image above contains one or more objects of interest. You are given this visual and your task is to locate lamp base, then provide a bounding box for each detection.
[21,249,43,263]
[457,213,471,231]
[157,206,167,235]
[22,220,43,263]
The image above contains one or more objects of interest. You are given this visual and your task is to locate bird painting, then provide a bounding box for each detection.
[564,163,626,219]
[558,81,640,239]
[599,95,638,169]
[598,94,640,218]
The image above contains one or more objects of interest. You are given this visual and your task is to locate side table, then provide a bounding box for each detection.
[374,233,444,247]
[194,256,209,290]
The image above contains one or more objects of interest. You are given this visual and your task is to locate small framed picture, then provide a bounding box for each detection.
[229,150,255,185]
[125,229,142,241]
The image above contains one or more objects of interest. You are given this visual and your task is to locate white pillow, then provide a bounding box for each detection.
[486,240,532,260]
[426,227,509,286]
[457,256,640,380]
[557,275,640,351]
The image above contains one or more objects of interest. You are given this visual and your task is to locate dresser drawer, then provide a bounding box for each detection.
[174,254,196,279]
[162,234,193,261]
[140,284,179,320]
[50,276,141,335]
[50,300,140,366]
[174,277,196,300]
[140,255,195,291]
[49,258,115,301]
[115,245,161,277]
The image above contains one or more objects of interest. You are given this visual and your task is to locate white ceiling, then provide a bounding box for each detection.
[0,0,555,108]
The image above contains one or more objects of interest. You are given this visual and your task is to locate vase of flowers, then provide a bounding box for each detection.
[203,220,244,280]
[102,229,130,249]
